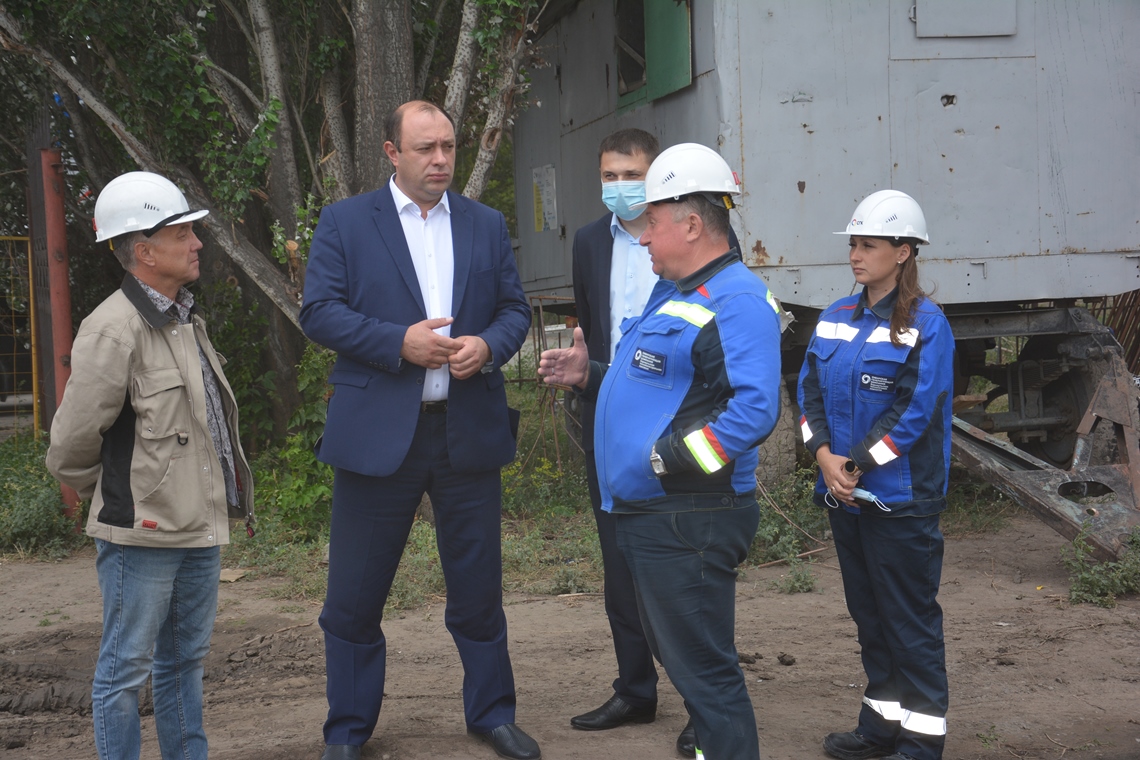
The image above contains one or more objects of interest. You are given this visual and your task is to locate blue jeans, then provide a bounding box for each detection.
[93,539,221,760]
[615,497,761,760]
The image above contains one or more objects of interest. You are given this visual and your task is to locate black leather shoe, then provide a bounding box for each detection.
[474,723,541,760]
[676,718,696,758]
[570,694,657,731]
[823,731,893,760]
[320,745,361,760]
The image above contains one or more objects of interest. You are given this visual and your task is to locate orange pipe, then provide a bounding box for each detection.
[40,149,80,520]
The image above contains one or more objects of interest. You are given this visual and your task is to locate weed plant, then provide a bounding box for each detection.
[1062,527,1140,608]
[0,434,83,557]
[942,465,1018,537]
[750,467,828,566]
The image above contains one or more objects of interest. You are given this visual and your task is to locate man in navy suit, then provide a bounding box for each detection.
[300,100,537,760]
[570,130,738,758]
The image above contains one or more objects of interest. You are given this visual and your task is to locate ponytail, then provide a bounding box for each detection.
[888,238,926,347]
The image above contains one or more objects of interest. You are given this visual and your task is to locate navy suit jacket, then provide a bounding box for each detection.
[571,213,740,452]
[300,186,532,477]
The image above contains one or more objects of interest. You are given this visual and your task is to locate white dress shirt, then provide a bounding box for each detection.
[608,214,658,361]
[391,176,454,401]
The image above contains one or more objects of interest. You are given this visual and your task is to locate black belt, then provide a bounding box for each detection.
[420,400,448,414]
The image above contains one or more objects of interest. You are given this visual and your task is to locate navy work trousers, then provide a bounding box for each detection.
[829,508,948,760]
[615,497,761,760]
[320,412,516,745]
[584,454,659,708]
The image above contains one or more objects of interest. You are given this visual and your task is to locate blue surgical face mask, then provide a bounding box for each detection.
[601,180,647,221]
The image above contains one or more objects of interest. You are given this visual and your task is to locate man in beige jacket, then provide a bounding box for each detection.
[46,171,253,760]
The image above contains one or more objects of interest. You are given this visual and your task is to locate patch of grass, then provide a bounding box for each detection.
[222,514,329,601]
[502,512,603,595]
[942,466,1019,537]
[1062,527,1140,608]
[772,558,817,594]
[750,468,828,566]
[0,435,84,558]
[976,725,1000,749]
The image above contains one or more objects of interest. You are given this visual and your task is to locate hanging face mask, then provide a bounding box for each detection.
[601,180,647,221]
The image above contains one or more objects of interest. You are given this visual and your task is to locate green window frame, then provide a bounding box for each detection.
[615,0,692,114]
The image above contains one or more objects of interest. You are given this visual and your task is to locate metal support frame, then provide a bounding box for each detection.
[952,350,1140,561]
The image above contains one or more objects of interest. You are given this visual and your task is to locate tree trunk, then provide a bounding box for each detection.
[414,0,451,99]
[247,0,304,238]
[353,0,415,193]
[463,23,529,201]
[318,14,354,201]
[443,0,479,137]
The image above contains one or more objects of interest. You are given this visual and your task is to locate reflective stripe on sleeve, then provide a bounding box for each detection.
[800,415,813,443]
[765,290,781,313]
[657,301,715,327]
[815,320,860,342]
[684,427,730,473]
[868,435,900,465]
[867,325,919,346]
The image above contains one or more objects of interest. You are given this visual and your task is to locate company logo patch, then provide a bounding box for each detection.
[142,519,158,530]
[860,373,895,393]
[850,218,863,227]
[632,348,666,375]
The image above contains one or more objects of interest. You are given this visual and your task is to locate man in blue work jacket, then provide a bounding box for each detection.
[539,143,782,760]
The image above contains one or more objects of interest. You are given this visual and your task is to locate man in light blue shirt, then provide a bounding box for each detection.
[568,128,689,749]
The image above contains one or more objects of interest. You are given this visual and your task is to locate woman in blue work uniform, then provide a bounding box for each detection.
[798,190,954,760]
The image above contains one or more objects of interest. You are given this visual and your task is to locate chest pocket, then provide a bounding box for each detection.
[134,368,189,440]
[856,341,911,405]
[806,339,842,391]
[625,318,686,390]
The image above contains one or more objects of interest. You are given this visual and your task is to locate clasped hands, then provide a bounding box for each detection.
[816,444,862,507]
[401,317,489,380]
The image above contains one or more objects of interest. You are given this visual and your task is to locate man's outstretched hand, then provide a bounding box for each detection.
[538,326,589,390]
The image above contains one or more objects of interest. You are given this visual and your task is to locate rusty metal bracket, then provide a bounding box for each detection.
[952,351,1140,560]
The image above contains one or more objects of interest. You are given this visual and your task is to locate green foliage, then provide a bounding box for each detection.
[501,381,591,518]
[749,468,828,565]
[772,557,817,594]
[0,435,81,556]
[942,469,1015,537]
[1062,527,1140,608]
[199,279,277,454]
[200,99,282,220]
[221,510,329,600]
[270,191,322,268]
[976,725,1001,749]
[251,344,335,542]
[454,140,517,236]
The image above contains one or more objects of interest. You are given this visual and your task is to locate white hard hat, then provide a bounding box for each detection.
[631,142,741,210]
[93,172,208,242]
[835,189,929,243]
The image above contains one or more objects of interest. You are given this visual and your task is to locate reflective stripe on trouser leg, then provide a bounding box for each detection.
[863,696,946,735]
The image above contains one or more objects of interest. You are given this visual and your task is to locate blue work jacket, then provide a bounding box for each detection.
[587,252,782,513]
[797,288,954,516]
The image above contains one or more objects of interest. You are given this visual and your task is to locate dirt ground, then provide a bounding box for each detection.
[1,513,1137,760]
